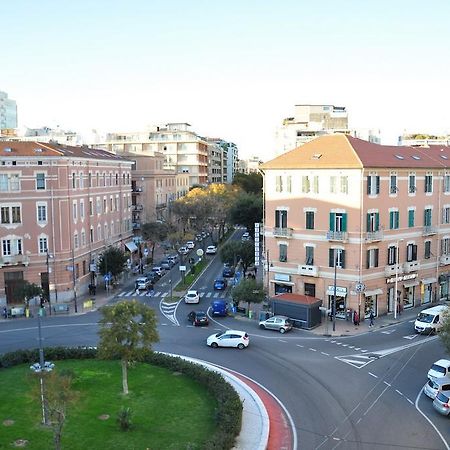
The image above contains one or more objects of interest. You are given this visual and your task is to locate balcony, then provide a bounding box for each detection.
[326,231,348,242]
[273,227,293,238]
[156,203,167,210]
[365,230,383,242]
[403,260,420,273]
[385,264,403,277]
[132,222,141,230]
[0,254,29,267]
[423,225,437,236]
[132,187,143,193]
[298,264,318,277]
[131,204,143,211]
[440,255,450,266]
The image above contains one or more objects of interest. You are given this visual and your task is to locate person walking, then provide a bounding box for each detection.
[369,309,375,327]
[2,307,7,319]
[353,310,359,326]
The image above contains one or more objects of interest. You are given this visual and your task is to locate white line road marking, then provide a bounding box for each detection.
[348,345,354,349]
[125,291,134,297]
[384,381,391,387]
[279,339,288,343]
[206,292,212,298]
[330,340,336,343]
[335,342,342,345]
[213,292,219,298]
[341,344,348,347]
[161,292,168,298]
[395,390,404,396]
[309,348,317,352]
[368,372,378,378]
[199,292,205,297]
[321,352,330,356]
[407,398,414,405]
[154,291,161,297]
[361,349,367,352]
[118,292,125,297]
[409,319,415,323]
[335,354,374,368]
[354,347,361,350]
[403,334,418,340]
[296,344,304,348]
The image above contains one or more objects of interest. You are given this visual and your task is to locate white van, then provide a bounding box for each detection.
[414,305,449,334]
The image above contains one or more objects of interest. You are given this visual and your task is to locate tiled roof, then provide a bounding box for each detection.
[273,293,321,305]
[0,141,131,162]
[261,134,450,170]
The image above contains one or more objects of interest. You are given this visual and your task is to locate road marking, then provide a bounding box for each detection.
[206,292,212,298]
[407,398,414,405]
[360,349,367,352]
[348,345,354,349]
[335,354,374,369]
[368,372,378,378]
[199,292,205,298]
[161,292,168,298]
[296,344,304,348]
[383,381,391,387]
[403,334,418,340]
[354,347,361,350]
[395,389,404,396]
[321,352,330,356]
[309,348,317,352]
[213,292,219,298]
[154,291,161,297]
[279,339,288,343]
[409,319,415,323]
[118,291,126,297]
[335,342,342,345]
[125,290,134,297]
[330,340,336,343]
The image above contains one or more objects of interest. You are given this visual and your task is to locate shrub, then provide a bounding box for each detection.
[117,407,133,431]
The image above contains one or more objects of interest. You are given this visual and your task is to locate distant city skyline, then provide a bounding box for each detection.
[2,0,449,160]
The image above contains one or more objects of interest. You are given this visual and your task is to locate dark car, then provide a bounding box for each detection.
[222,266,235,278]
[188,311,209,326]
[214,278,227,290]
[145,272,160,283]
[160,259,174,270]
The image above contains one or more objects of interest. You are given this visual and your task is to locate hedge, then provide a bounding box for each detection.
[0,347,242,450]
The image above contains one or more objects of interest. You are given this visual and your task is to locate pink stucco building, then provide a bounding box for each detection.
[261,134,450,319]
[0,141,134,306]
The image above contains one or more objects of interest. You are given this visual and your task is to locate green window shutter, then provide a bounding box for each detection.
[366,213,371,232]
[376,176,380,194]
[329,249,334,267]
[340,250,346,268]
[367,176,372,194]
[395,212,399,229]
[374,249,379,267]
[366,250,370,269]
[329,213,335,231]
[342,213,347,232]
[408,210,414,227]
[375,213,379,231]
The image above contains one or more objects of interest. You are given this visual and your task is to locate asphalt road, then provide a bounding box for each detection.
[1,230,449,450]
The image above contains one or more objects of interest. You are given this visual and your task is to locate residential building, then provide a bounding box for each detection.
[0,141,134,306]
[0,91,18,130]
[399,133,450,147]
[238,156,262,174]
[261,134,450,320]
[225,141,239,182]
[206,138,227,183]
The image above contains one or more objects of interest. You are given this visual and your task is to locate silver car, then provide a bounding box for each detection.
[424,377,450,399]
[433,391,450,416]
[259,315,293,334]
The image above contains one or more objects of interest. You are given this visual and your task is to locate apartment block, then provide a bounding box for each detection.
[0,141,134,306]
[261,134,450,320]
[238,156,262,174]
[399,133,450,147]
[0,91,18,130]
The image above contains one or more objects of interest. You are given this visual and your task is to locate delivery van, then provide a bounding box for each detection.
[414,305,449,334]
[211,300,228,316]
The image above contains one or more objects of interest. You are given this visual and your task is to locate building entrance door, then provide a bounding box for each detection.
[4,271,24,305]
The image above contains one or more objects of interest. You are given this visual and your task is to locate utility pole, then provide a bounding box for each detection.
[71,248,78,313]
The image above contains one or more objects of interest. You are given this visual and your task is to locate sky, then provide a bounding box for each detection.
[2,0,450,161]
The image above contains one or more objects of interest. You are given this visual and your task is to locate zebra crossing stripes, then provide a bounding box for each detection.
[206,292,212,298]
[116,289,228,300]
[335,353,377,369]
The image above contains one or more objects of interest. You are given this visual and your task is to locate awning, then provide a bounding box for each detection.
[404,280,419,288]
[364,288,383,297]
[125,241,138,253]
[326,289,346,297]
[422,277,437,284]
[270,280,295,286]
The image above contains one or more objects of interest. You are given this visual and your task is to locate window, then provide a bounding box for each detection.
[366,212,379,232]
[1,206,21,224]
[340,176,348,194]
[329,249,345,268]
[424,208,432,227]
[1,207,9,224]
[37,204,47,222]
[74,233,79,249]
[73,202,77,221]
[114,196,118,211]
[366,248,379,268]
[279,244,287,262]
[408,209,415,228]
[110,197,113,212]
[302,176,310,193]
[0,174,20,191]
[442,238,450,255]
[88,172,92,187]
[2,239,11,256]
[103,198,107,213]
[367,174,380,195]
[36,173,45,190]
[39,237,48,254]
[389,210,399,230]
[330,176,337,194]
[72,173,76,189]
[97,225,101,241]
[90,227,94,243]
[406,243,418,262]
[80,200,85,220]
[305,211,315,230]
[409,174,416,193]
[390,174,397,194]
[424,241,431,259]
[387,246,397,265]
[444,174,450,193]
[275,210,288,228]
[425,174,433,193]
[329,212,347,232]
[443,207,450,224]
[286,176,292,193]
[89,200,93,216]
[96,198,101,215]
[79,173,84,189]
[305,246,314,265]
[1,238,22,256]
[81,230,86,246]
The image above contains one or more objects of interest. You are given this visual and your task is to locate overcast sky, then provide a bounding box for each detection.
[2,0,450,160]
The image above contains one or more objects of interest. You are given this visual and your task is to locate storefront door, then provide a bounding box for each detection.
[387,287,394,313]
[328,295,346,319]
[423,283,432,304]
[364,295,377,318]
[403,287,415,309]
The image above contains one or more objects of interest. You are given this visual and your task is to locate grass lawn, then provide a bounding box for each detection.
[174,258,209,292]
[0,359,218,449]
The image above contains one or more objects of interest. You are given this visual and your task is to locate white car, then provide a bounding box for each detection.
[184,290,200,304]
[178,246,189,255]
[186,241,195,249]
[205,245,217,255]
[207,330,249,349]
[241,232,250,241]
[428,359,450,380]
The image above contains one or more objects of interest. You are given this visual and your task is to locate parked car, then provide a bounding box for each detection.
[188,310,209,326]
[160,259,173,270]
[178,246,189,255]
[184,290,200,304]
[167,254,179,264]
[186,241,195,249]
[214,278,227,290]
[205,245,217,255]
[428,359,450,380]
[222,265,235,278]
[195,234,203,241]
[151,266,165,277]
[206,330,249,349]
[211,300,228,317]
[415,305,448,334]
[201,231,208,238]
[136,276,152,290]
[145,272,160,283]
[433,391,450,416]
[424,377,450,399]
[259,315,293,334]
[241,232,251,241]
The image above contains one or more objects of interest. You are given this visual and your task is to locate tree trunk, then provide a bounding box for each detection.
[151,242,155,264]
[121,359,129,395]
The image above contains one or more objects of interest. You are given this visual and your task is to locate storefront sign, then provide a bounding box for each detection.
[386,273,417,284]
[274,273,290,282]
[327,286,347,295]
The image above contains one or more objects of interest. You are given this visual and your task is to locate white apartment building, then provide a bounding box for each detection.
[0,91,17,130]
[399,133,450,147]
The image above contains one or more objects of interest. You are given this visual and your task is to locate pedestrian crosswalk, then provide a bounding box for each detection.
[116,289,229,299]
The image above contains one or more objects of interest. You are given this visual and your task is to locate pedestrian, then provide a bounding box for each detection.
[2,307,7,319]
[353,311,359,326]
[369,309,375,327]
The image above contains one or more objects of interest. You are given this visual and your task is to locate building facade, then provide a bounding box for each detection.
[238,156,262,174]
[399,133,450,147]
[0,91,18,130]
[262,134,450,320]
[0,141,134,306]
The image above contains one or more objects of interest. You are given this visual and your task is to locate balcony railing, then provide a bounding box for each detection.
[440,255,450,266]
[403,260,420,273]
[131,204,143,211]
[422,226,437,236]
[132,187,143,193]
[384,264,403,277]
[365,230,383,242]
[0,254,29,267]
[326,231,348,242]
[273,227,293,238]
[298,264,318,277]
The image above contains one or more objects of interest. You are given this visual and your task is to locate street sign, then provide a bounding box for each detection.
[66,265,74,272]
[179,265,186,272]
[143,248,149,257]
[89,263,97,272]
[196,249,204,257]
[355,282,365,293]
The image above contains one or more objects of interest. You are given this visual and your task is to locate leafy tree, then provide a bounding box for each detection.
[439,310,450,353]
[232,172,262,194]
[97,300,159,395]
[230,193,263,237]
[98,247,128,280]
[231,278,266,313]
[15,281,43,307]
[142,221,169,262]
[220,240,254,275]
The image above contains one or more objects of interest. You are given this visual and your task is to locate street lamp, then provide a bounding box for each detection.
[394,239,404,320]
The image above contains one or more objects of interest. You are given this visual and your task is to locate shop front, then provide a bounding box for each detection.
[421,278,436,304]
[272,273,294,295]
[439,274,449,301]
[403,280,419,309]
[326,285,347,319]
[386,273,418,313]
[363,289,382,318]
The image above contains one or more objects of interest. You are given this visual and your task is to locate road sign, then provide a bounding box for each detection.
[179,265,186,272]
[143,248,149,257]
[355,282,365,293]
[196,249,204,257]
